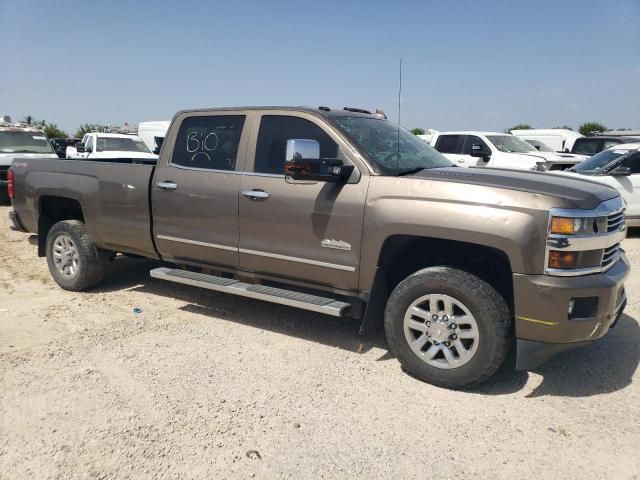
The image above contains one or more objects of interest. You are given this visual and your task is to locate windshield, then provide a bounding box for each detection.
[0,130,54,154]
[526,139,554,152]
[332,117,452,175]
[487,135,537,153]
[570,148,633,174]
[96,137,151,153]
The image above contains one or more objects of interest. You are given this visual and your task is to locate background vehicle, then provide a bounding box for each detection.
[431,131,579,171]
[562,143,640,226]
[8,107,628,389]
[0,121,55,203]
[50,137,81,159]
[570,136,640,157]
[138,120,170,153]
[511,128,582,153]
[66,132,157,160]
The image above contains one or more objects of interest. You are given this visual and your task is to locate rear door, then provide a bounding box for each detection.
[433,134,464,165]
[237,112,367,291]
[152,111,252,268]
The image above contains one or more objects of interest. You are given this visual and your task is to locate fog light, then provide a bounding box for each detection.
[548,251,578,269]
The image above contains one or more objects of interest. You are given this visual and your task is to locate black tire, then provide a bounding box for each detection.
[384,266,511,389]
[45,220,109,291]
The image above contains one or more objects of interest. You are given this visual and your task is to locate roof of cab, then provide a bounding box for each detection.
[173,106,379,119]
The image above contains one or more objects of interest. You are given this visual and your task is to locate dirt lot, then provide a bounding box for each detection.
[0,205,639,479]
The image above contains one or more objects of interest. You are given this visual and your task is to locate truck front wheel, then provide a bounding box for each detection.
[384,267,511,388]
[45,220,109,291]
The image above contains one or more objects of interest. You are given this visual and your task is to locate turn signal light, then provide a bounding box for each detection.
[548,251,578,269]
[550,217,577,235]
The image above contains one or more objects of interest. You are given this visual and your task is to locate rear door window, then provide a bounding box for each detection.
[172,115,246,171]
[621,153,640,174]
[434,135,462,154]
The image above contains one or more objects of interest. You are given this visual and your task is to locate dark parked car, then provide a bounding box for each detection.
[571,136,640,156]
[50,138,82,158]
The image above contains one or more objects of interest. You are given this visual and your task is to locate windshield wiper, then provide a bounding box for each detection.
[397,167,426,176]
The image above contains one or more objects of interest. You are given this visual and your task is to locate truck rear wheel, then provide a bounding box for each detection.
[384,267,511,389]
[45,220,108,291]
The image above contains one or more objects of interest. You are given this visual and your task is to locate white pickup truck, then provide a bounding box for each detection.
[559,143,640,226]
[431,131,580,171]
[0,122,56,203]
[66,132,158,160]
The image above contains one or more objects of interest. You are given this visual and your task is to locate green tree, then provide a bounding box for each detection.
[75,123,109,139]
[43,123,68,138]
[507,124,533,132]
[410,128,426,135]
[579,122,607,136]
[553,125,573,130]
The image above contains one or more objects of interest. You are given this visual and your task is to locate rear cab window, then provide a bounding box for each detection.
[434,135,462,154]
[171,115,246,171]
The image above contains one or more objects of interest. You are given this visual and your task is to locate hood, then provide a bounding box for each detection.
[413,167,619,210]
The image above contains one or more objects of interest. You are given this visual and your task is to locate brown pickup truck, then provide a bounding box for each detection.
[7,107,629,388]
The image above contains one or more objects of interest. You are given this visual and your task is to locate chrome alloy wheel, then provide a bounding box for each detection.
[52,234,80,278]
[403,294,480,369]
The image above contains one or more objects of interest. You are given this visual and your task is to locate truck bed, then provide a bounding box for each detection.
[11,157,158,258]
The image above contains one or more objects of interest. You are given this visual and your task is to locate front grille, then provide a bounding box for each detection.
[607,210,625,232]
[0,165,7,182]
[602,243,621,270]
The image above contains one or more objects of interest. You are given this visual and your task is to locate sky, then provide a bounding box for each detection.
[1,0,639,135]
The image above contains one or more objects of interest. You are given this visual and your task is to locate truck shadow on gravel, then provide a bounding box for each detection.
[94,257,389,355]
[476,313,640,397]
[95,257,639,397]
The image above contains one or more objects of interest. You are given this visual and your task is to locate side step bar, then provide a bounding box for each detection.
[150,267,352,317]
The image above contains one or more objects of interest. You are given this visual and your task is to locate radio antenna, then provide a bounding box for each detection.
[396,59,402,173]
[397,59,402,125]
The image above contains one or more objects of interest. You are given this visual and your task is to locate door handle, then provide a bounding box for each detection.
[157,181,177,190]
[242,189,270,200]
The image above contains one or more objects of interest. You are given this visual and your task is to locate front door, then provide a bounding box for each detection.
[238,113,367,291]
[459,135,492,167]
[153,112,251,268]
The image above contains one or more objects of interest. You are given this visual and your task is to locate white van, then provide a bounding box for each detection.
[137,120,170,153]
[510,128,583,153]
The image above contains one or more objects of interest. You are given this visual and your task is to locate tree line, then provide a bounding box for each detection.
[18,116,110,139]
[410,122,632,137]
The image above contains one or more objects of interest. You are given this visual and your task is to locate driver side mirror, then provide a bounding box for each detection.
[284,139,353,183]
[76,144,86,153]
[610,166,631,177]
[470,144,490,162]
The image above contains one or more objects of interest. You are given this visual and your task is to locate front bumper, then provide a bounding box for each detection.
[513,254,629,370]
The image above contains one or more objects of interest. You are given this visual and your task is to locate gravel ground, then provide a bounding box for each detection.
[0,204,639,479]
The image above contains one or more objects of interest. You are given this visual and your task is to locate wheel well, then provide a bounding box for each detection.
[37,196,84,257]
[377,235,514,310]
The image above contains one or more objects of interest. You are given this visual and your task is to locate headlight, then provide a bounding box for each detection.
[549,216,597,235]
